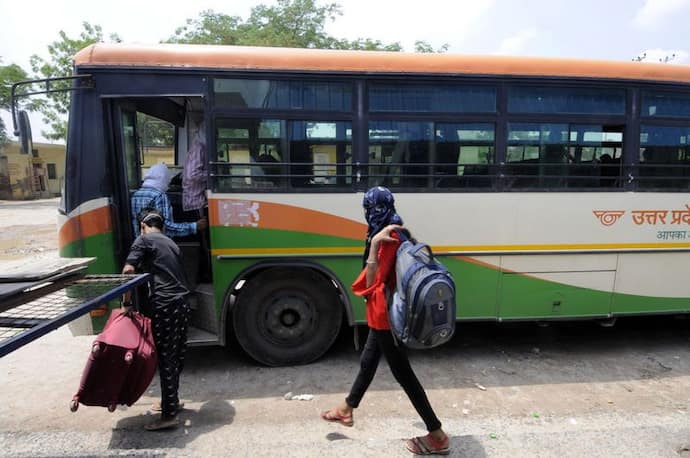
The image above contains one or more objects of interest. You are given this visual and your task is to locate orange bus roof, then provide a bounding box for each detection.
[74,43,690,85]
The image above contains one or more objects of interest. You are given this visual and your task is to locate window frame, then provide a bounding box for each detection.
[205,72,690,193]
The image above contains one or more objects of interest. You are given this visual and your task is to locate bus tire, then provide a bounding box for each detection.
[232,268,343,366]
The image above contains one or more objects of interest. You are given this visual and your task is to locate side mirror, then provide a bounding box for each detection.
[16,110,33,155]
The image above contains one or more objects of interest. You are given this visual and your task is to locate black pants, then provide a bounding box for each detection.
[152,300,190,417]
[346,328,442,432]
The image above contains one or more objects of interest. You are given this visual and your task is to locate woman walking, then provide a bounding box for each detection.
[320,186,450,455]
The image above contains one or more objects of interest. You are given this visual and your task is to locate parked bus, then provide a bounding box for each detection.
[35,43,690,366]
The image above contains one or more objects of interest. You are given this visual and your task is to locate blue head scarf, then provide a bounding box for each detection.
[362,186,403,264]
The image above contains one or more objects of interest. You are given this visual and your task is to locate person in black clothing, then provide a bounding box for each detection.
[122,208,191,431]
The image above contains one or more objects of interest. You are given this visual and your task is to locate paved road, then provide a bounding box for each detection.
[1,198,690,456]
[1,318,690,457]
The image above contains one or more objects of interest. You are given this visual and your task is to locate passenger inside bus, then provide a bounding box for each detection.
[130,163,207,239]
[182,122,212,283]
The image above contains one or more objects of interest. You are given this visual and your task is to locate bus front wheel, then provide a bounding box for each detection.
[232,268,343,366]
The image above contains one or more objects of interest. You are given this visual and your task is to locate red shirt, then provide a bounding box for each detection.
[351,233,401,330]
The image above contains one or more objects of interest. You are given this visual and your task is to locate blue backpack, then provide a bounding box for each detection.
[388,236,456,349]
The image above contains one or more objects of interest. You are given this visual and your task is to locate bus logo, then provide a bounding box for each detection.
[593,210,626,227]
[219,200,260,227]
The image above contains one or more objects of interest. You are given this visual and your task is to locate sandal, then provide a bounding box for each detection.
[144,415,180,431]
[404,434,450,455]
[320,408,354,427]
[151,401,185,412]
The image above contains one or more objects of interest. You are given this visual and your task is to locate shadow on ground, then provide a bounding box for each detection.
[158,315,690,402]
[108,399,235,450]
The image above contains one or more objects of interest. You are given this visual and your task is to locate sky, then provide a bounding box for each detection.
[1,0,689,142]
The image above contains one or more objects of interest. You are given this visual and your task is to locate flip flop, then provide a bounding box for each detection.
[320,408,354,427]
[404,434,450,455]
[144,416,180,431]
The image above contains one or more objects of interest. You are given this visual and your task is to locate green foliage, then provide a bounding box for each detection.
[138,113,174,147]
[414,40,449,54]
[167,0,402,51]
[29,22,121,141]
[242,0,341,48]
[331,38,403,51]
[0,59,30,146]
[168,10,244,45]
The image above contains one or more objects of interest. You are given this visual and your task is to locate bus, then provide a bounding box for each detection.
[28,43,690,366]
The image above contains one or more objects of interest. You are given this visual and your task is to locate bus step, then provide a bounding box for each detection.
[186,325,219,346]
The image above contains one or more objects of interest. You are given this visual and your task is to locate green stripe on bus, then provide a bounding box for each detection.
[60,232,119,273]
[210,226,362,249]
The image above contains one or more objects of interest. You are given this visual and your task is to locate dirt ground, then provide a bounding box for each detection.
[0,198,60,261]
[0,198,689,457]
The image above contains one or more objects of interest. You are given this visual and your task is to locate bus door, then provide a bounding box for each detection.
[111,98,219,345]
[110,103,141,263]
[111,98,190,248]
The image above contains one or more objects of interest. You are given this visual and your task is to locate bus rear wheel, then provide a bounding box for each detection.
[232,268,343,366]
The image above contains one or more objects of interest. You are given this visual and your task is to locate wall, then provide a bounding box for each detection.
[0,141,65,199]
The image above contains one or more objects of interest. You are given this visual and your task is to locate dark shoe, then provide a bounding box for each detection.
[144,415,180,431]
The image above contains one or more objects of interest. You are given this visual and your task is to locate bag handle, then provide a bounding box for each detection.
[126,310,151,340]
[409,242,435,260]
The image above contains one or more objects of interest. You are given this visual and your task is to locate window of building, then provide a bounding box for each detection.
[47,163,57,180]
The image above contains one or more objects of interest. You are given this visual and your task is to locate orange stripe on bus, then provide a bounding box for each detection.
[58,206,112,249]
[209,199,365,240]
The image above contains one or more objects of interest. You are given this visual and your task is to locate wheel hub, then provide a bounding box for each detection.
[264,295,313,342]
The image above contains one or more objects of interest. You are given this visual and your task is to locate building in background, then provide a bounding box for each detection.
[0,141,65,200]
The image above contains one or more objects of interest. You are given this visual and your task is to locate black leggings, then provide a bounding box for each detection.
[152,301,190,418]
[345,328,442,432]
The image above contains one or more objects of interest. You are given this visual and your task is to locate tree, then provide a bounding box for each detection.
[168,10,244,45]
[29,22,121,141]
[0,60,30,146]
[167,0,402,51]
[331,38,402,52]
[414,40,449,54]
[241,0,341,48]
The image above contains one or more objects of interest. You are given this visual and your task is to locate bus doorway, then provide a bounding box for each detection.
[110,97,218,346]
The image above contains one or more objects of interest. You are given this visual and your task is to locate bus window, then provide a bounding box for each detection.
[212,118,352,190]
[642,91,690,117]
[289,121,352,188]
[121,110,139,191]
[214,78,352,111]
[120,111,176,195]
[639,125,690,189]
[508,86,625,115]
[139,114,175,170]
[506,123,623,189]
[368,121,433,188]
[435,123,494,188]
[369,82,496,113]
[214,119,282,189]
